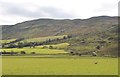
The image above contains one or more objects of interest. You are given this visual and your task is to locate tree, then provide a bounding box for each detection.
[63,36,67,39]
[67,35,72,38]
[49,46,53,49]
[56,38,60,41]
[96,45,100,50]
[2,44,5,48]
[18,42,24,48]
[48,39,51,42]
[8,43,16,48]
[20,51,26,54]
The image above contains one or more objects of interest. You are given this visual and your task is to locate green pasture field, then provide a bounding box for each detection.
[36,43,70,49]
[1,48,68,55]
[22,35,67,43]
[1,43,69,54]
[0,39,16,44]
[2,57,118,75]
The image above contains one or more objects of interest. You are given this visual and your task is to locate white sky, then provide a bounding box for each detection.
[0,0,119,25]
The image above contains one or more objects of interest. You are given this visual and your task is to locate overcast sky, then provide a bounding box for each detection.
[0,0,119,25]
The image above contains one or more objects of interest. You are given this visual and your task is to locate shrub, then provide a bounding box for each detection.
[70,51,75,55]
[49,46,53,49]
[78,53,82,56]
[96,45,100,50]
[18,42,24,48]
[20,51,26,54]
[31,52,35,54]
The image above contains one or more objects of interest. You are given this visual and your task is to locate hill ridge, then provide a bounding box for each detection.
[2,16,118,39]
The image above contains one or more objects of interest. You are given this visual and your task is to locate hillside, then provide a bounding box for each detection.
[2,16,118,39]
[1,16,118,57]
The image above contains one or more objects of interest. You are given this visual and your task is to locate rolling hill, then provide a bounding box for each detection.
[2,16,118,39]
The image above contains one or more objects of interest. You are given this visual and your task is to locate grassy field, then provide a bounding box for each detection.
[1,43,69,55]
[1,48,68,55]
[22,35,67,42]
[2,57,118,75]
[35,43,69,49]
[0,39,16,44]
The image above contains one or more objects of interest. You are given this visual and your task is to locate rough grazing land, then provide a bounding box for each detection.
[2,57,118,75]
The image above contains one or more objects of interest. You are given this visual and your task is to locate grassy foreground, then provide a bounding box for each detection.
[2,57,118,75]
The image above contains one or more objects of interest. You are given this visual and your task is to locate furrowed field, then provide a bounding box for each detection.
[2,57,118,75]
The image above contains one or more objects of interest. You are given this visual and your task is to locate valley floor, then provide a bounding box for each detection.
[2,56,118,75]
